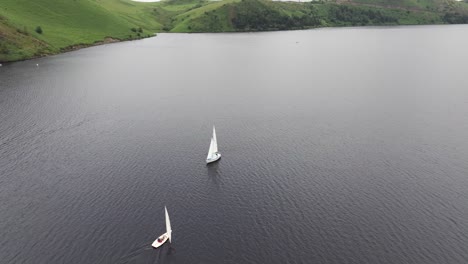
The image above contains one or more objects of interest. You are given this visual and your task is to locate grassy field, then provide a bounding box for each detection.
[0,17,52,61]
[1,0,468,62]
[0,0,162,62]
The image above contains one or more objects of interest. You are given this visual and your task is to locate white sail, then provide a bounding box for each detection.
[206,137,214,160]
[212,126,218,153]
[165,206,172,243]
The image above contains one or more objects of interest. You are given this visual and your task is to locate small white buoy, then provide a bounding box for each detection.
[0,63,2,67]
[36,64,39,67]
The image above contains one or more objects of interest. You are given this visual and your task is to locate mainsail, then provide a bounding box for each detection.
[206,137,214,160]
[165,206,172,242]
[212,126,218,153]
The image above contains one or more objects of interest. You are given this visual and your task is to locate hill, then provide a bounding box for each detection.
[0,0,162,62]
[1,0,468,62]
[167,0,468,32]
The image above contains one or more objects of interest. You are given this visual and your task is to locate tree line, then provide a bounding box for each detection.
[230,0,401,31]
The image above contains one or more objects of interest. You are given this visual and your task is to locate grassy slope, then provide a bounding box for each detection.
[98,0,164,30]
[0,16,52,61]
[1,0,468,62]
[170,0,241,32]
[0,0,161,62]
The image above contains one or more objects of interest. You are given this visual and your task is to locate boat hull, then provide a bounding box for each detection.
[152,233,169,248]
[206,152,221,164]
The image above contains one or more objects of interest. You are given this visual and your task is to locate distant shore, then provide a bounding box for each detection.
[1,0,467,63]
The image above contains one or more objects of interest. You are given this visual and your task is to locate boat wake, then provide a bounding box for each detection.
[116,240,175,264]
[115,242,154,264]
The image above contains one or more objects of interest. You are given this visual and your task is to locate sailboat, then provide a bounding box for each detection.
[152,206,172,248]
[206,126,221,164]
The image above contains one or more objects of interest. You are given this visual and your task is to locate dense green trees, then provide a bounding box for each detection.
[443,12,468,24]
[231,0,320,31]
[326,5,398,26]
[229,0,401,31]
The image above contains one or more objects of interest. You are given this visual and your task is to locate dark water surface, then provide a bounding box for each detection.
[1,25,468,264]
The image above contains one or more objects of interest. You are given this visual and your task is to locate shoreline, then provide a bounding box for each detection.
[1,23,462,64]
[59,37,121,53]
[1,0,467,64]
[0,35,155,64]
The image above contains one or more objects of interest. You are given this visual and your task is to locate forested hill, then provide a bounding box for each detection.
[1,0,468,62]
[169,0,468,32]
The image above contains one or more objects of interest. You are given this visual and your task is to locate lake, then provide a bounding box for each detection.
[1,25,467,264]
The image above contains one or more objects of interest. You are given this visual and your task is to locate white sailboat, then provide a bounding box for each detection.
[152,206,172,248]
[206,126,221,164]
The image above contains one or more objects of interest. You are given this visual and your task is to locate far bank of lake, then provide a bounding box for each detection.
[2,0,468,62]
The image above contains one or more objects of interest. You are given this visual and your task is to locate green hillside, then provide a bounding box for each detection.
[1,0,468,62]
[168,0,461,32]
[339,0,468,11]
[0,0,162,62]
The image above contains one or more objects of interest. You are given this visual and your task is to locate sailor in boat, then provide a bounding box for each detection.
[157,234,166,243]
